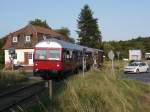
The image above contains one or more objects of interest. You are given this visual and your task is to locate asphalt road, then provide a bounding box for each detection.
[122,61,150,83]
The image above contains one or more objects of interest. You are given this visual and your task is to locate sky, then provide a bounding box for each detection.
[0,0,150,41]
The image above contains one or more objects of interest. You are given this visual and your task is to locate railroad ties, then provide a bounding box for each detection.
[0,81,46,112]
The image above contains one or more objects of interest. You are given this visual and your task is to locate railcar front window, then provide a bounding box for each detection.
[48,50,60,60]
[35,50,47,60]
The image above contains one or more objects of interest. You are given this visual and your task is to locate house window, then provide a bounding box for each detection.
[13,36,18,43]
[28,53,33,59]
[25,36,31,42]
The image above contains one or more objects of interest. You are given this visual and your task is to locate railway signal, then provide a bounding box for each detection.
[8,47,17,71]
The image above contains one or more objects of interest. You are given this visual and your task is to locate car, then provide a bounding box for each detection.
[124,62,149,73]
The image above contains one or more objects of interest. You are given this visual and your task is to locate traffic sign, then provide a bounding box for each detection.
[108,50,114,60]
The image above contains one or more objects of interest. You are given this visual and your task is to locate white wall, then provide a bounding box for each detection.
[5,49,34,66]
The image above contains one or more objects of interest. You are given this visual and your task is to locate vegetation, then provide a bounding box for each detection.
[103,36,150,60]
[0,37,7,68]
[54,27,75,43]
[0,70,28,91]
[0,71,27,82]
[77,5,102,48]
[29,19,50,28]
[29,61,150,112]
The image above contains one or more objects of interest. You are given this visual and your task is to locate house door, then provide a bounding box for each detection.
[24,52,29,65]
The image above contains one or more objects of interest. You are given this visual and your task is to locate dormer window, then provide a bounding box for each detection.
[13,36,18,43]
[25,36,31,42]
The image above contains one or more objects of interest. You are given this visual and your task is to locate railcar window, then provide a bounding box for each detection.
[35,50,46,60]
[48,50,60,60]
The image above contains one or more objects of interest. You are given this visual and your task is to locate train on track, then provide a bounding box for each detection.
[33,38,103,79]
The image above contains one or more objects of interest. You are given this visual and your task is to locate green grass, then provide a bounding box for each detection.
[0,70,28,90]
[30,61,150,112]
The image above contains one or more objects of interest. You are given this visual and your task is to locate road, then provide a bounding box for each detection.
[122,61,150,83]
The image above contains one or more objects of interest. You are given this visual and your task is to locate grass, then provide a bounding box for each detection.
[0,70,28,83]
[29,61,150,112]
[0,70,28,91]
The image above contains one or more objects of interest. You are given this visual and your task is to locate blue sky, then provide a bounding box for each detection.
[0,0,150,41]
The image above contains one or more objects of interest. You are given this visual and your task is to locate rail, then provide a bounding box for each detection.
[0,81,45,112]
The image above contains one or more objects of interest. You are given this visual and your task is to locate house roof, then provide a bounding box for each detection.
[3,24,67,49]
[12,24,63,37]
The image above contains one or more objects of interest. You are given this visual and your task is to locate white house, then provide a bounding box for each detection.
[3,24,67,71]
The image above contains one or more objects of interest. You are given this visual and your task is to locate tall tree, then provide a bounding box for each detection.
[55,27,75,43]
[0,36,7,68]
[29,19,50,28]
[55,27,70,37]
[77,5,102,48]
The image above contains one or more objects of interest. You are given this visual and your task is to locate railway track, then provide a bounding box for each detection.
[0,81,46,112]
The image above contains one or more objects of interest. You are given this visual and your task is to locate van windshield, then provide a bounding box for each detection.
[35,50,47,60]
[48,49,60,60]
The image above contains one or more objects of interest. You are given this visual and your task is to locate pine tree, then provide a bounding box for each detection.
[77,5,102,48]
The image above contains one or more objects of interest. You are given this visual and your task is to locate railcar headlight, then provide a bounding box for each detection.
[57,64,60,67]
[35,69,38,71]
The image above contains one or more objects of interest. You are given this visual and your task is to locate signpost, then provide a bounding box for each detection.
[116,51,120,60]
[108,50,115,75]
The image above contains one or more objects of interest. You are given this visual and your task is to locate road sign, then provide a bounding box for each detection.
[108,50,114,60]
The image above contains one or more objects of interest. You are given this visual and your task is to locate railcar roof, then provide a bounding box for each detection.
[35,38,103,52]
[35,38,84,50]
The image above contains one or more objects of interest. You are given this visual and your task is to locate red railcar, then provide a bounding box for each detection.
[33,38,103,79]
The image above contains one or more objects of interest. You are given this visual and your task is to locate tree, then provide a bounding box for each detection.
[29,19,50,28]
[55,27,75,43]
[77,4,102,48]
[55,27,70,37]
[0,36,7,68]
